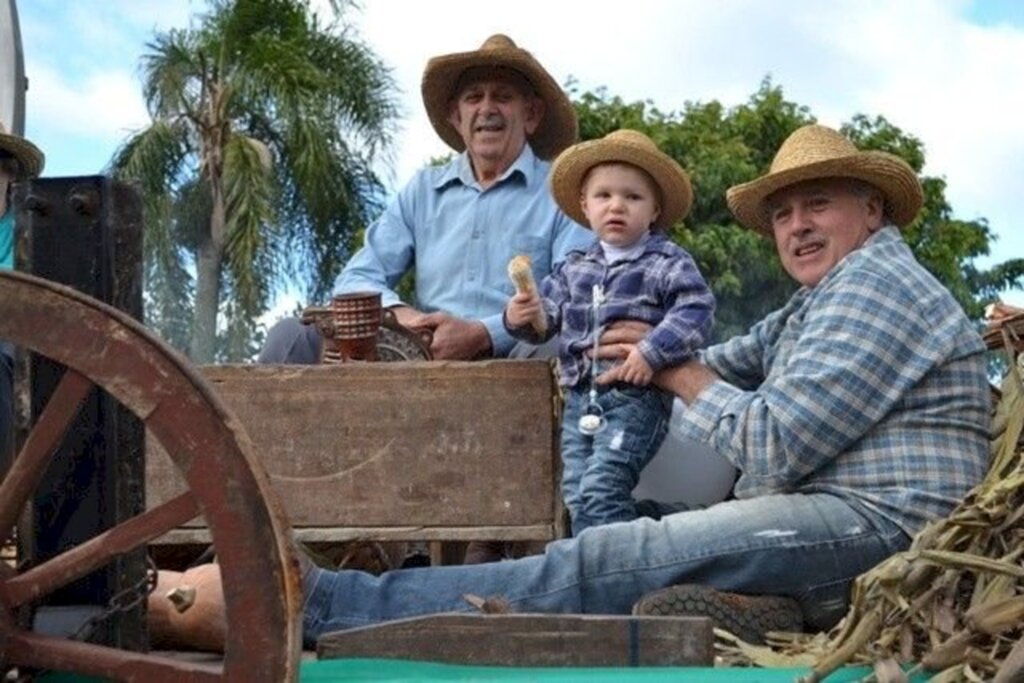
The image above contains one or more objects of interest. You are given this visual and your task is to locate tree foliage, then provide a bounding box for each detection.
[111,0,398,361]
[570,78,1024,340]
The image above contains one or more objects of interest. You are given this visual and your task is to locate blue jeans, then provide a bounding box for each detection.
[257,315,552,362]
[561,385,672,535]
[301,492,910,647]
[259,318,323,364]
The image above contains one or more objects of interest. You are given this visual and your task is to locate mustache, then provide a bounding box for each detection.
[792,232,824,247]
[473,113,506,129]
[791,234,825,254]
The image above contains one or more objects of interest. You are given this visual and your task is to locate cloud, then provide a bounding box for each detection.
[838,2,1024,267]
[27,64,149,142]
[13,0,1024,298]
[18,0,195,173]
[348,0,1024,289]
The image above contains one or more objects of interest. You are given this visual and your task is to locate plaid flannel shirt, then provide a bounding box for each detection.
[508,232,715,387]
[679,227,991,535]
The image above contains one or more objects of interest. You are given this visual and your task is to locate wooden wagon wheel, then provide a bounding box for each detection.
[0,270,301,681]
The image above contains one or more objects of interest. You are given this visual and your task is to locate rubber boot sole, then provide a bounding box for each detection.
[632,584,803,644]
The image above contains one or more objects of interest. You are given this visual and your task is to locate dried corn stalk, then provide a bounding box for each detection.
[726,324,1024,681]
[507,254,547,336]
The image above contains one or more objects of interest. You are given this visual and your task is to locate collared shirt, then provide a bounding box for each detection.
[679,226,991,535]
[334,144,594,356]
[513,232,714,386]
[0,209,12,270]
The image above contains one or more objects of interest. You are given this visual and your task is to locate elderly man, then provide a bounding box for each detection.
[154,124,990,647]
[260,34,592,566]
[0,122,45,463]
[260,34,592,363]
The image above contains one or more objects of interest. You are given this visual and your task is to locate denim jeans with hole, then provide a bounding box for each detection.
[561,384,672,535]
[301,491,910,647]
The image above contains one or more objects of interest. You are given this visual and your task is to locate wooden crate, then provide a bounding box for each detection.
[147,360,565,544]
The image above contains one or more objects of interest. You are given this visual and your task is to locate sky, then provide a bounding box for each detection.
[12,0,1024,308]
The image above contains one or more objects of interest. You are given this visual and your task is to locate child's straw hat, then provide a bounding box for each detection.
[549,129,692,230]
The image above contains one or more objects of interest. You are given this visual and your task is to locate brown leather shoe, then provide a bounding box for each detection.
[632,584,803,644]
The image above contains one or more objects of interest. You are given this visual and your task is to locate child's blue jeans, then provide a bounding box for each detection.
[561,384,673,535]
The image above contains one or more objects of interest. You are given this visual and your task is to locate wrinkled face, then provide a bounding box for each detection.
[447,70,544,172]
[766,178,884,287]
[580,163,661,247]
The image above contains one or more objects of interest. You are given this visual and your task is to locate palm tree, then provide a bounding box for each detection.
[112,0,398,361]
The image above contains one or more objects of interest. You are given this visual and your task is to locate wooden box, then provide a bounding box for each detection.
[147,360,565,544]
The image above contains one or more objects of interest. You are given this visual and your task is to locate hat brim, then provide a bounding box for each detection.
[726,152,922,235]
[421,48,577,160]
[550,139,693,230]
[0,132,44,178]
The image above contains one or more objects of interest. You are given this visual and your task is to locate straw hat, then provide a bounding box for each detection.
[0,120,44,178]
[549,129,692,230]
[726,124,922,234]
[421,34,577,160]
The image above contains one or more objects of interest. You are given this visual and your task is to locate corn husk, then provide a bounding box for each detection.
[507,254,546,336]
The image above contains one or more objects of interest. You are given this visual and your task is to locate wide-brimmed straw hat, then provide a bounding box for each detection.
[726,124,923,234]
[0,120,44,178]
[421,34,577,160]
[549,129,692,230]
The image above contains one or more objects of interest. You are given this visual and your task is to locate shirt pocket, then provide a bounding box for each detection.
[514,235,551,271]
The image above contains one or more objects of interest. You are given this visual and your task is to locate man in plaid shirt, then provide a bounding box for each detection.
[152,125,991,650]
[617,125,990,636]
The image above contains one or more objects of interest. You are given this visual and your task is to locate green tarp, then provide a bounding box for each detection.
[38,659,931,682]
[300,659,919,682]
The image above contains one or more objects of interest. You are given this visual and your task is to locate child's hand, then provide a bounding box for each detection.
[617,347,654,386]
[506,292,542,330]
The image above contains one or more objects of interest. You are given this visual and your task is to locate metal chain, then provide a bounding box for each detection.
[5,556,158,682]
[70,554,159,643]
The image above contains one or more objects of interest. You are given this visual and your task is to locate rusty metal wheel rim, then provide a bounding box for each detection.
[0,270,301,682]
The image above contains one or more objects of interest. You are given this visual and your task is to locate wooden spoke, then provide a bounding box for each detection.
[2,492,199,609]
[5,631,223,683]
[0,368,92,540]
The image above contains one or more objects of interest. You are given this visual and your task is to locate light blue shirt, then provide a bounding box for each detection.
[0,209,13,270]
[680,227,990,536]
[334,144,593,356]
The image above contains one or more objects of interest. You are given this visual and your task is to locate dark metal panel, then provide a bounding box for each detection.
[11,176,146,649]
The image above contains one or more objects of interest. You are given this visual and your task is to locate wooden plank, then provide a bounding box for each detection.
[153,525,558,545]
[316,613,714,667]
[147,360,563,539]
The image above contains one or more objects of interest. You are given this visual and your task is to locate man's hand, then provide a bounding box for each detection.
[389,305,426,329]
[401,309,492,360]
[505,292,542,331]
[591,320,652,385]
[589,320,652,361]
[590,319,719,404]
